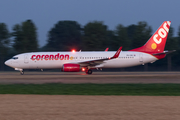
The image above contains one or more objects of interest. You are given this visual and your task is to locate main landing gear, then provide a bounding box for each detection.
[86,69,92,74]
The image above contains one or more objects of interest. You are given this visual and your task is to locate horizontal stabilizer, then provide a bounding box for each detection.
[152,50,176,56]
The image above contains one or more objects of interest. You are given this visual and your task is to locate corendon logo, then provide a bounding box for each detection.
[31,53,70,61]
[153,21,171,44]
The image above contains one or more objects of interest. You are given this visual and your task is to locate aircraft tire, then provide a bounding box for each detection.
[86,69,92,74]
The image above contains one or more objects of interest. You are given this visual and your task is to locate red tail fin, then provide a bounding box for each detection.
[129,21,171,54]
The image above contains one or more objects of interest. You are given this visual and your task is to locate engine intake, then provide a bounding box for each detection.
[62,64,80,72]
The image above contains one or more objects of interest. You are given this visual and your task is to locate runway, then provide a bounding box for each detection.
[0,71,180,84]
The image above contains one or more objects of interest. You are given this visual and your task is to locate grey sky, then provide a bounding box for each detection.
[0,0,179,47]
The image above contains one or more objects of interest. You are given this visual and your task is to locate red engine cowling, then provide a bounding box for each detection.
[62,64,80,72]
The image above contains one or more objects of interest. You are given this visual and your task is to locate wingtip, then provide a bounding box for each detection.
[105,48,109,51]
[112,46,122,59]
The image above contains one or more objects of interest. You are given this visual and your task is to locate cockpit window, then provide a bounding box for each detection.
[12,57,18,60]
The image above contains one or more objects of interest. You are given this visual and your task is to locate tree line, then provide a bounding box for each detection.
[0,20,180,71]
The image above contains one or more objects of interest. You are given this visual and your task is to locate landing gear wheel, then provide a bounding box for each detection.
[86,69,92,74]
[20,71,24,75]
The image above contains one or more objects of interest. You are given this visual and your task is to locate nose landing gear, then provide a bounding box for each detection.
[20,70,24,75]
[15,68,24,75]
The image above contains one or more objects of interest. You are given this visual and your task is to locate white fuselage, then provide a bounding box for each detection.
[5,51,158,70]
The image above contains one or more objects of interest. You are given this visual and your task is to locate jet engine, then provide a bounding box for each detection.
[62,64,80,72]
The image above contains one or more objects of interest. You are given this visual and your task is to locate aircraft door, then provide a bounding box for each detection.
[24,54,29,63]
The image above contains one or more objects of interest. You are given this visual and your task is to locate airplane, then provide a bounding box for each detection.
[5,21,175,75]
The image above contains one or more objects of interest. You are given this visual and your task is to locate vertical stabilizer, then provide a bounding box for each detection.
[130,21,171,54]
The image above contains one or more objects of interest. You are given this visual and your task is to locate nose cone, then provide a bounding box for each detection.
[4,60,11,67]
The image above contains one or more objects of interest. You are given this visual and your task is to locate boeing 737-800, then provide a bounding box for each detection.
[5,21,174,75]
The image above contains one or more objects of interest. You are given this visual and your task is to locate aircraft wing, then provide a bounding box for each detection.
[77,47,122,67]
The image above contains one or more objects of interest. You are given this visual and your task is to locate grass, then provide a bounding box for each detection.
[0,83,180,95]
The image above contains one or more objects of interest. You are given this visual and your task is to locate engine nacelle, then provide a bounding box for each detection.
[62,64,80,72]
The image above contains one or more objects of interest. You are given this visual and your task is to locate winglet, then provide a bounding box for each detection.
[105,48,109,51]
[111,47,122,59]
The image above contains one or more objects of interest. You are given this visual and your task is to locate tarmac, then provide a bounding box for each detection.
[0,71,180,84]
